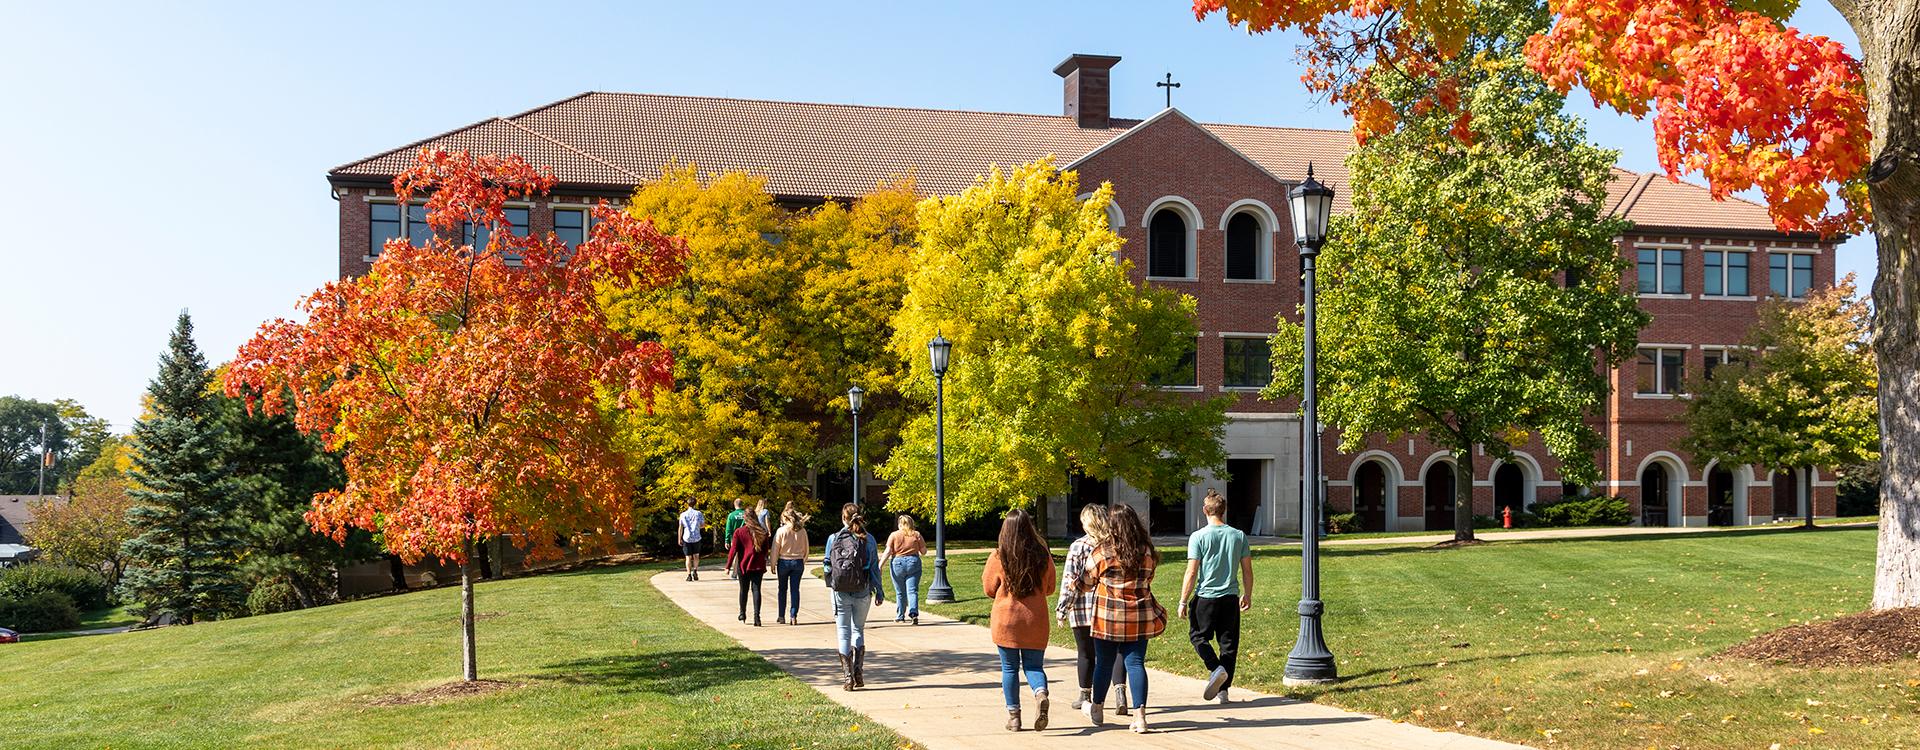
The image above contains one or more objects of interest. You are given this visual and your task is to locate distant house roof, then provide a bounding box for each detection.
[0,495,39,546]
[330,91,1793,237]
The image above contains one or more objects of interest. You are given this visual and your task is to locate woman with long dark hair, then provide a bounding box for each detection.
[727,507,772,626]
[823,503,883,690]
[1071,503,1165,733]
[983,508,1056,731]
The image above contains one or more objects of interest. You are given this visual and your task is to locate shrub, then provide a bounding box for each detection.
[0,591,82,632]
[1532,495,1632,527]
[0,564,110,611]
[1325,512,1362,535]
[246,579,305,616]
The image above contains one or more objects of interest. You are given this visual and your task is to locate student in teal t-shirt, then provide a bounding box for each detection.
[1177,489,1252,704]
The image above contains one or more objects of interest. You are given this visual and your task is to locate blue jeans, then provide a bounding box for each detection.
[997,646,1048,708]
[832,590,872,655]
[1092,638,1148,708]
[889,556,922,619]
[776,559,805,620]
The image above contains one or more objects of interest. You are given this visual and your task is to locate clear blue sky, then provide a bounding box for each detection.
[0,1,1873,432]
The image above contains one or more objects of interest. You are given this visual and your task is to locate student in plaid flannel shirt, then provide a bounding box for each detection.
[1068,504,1166,733]
[1056,503,1129,715]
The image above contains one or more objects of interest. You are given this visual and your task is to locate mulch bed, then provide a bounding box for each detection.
[367,679,519,706]
[1428,538,1487,550]
[1720,607,1920,667]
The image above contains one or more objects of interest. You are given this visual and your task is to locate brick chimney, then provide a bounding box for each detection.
[1054,54,1121,128]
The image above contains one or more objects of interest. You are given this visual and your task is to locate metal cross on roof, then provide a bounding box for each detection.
[1157,72,1181,109]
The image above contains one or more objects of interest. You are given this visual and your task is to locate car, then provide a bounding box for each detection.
[0,627,17,644]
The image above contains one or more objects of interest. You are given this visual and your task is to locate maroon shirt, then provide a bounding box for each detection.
[728,526,770,574]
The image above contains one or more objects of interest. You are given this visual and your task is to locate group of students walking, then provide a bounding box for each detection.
[674,488,1253,735]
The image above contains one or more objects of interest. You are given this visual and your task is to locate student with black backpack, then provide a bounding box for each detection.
[822,503,883,691]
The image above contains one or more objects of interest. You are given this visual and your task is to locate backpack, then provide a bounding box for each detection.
[828,532,870,593]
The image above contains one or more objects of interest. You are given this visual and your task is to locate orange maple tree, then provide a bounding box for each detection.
[1194,0,1869,234]
[223,148,684,679]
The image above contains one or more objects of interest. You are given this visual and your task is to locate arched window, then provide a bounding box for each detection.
[1226,212,1261,280]
[1149,208,1189,278]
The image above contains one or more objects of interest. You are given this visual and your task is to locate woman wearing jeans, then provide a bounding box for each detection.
[727,511,771,626]
[772,503,809,625]
[1058,503,1127,714]
[881,515,926,624]
[1071,504,1165,733]
[822,503,883,691]
[983,508,1056,732]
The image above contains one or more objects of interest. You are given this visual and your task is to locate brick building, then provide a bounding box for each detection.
[327,54,1837,537]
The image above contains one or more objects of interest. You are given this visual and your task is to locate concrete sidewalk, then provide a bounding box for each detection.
[651,570,1523,749]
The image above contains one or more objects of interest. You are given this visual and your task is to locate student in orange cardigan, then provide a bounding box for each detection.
[983,508,1056,732]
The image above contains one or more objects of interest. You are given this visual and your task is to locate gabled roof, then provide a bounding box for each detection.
[331,91,1792,236]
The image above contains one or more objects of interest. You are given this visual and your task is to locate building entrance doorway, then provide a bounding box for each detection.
[1707,466,1736,526]
[1149,487,1188,535]
[1354,460,1389,532]
[1493,463,1525,520]
[1225,458,1264,535]
[1641,463,1671,527]
[1772,469,1803,519]
[1423,462,1455,531]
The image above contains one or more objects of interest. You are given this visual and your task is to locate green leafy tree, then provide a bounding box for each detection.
[53,399,113,490]
[0,396,68,495]
[880,160,1229,527]
[1263,10,1648,541]
[607,166,917,517]
[1681,277,1880,527]
[119,312,244,623]
[218,389,375,607]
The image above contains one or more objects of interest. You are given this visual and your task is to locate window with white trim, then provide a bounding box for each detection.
[1221,336,1272,388]
[368,202,430,257]
[1703,347,1746,382]
[1636,347,1686,395]
[464,207,531,263]
[1703,250,1749,296]
[554,207,589,248]
[1769,252,1814,299]
[1148,208,1190,278]
[1150,336,1198,388]
[1636,247,1683,295]
[1225,212,1262,280]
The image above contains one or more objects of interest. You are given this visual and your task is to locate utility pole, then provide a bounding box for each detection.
[36,422,48,497]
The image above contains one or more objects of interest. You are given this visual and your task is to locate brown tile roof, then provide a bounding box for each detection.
[330,91,1791,236]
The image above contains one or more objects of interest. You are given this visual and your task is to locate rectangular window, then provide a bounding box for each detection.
[554,208,587,248]
[1769,252,1814,299]
[1703,250,1749,297]
[1636,248,1684,295]
[1636,347,1687,395]
[1702,348,1745,382]
[1151,337,1198,388]
[1221,337,1272,388]
[369,203,401,257]
[406,204,432,247]
[465,207,531,262]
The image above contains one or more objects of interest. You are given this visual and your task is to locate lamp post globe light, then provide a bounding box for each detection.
[847,386,865,507]
[925,334,956,604]
[1285,164,1339,686]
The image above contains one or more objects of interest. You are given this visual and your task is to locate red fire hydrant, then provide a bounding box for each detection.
[1502,506,1514,529]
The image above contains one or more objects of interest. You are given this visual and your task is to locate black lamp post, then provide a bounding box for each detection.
[1285,164,1339,686]
[925,334,956,603]
[847,386,865,507]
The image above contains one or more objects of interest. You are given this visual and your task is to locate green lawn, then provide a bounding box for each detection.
[0,563,904,750]
[913,527,1919,749]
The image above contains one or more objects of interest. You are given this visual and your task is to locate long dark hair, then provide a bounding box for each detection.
[841,503,867,539]
[742,506,771,548]
[1105,504,1157,577]
[996,508,1051,597]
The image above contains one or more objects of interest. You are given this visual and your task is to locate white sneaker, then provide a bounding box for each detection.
[1129,707,1150,734]
[1216,688,1231,705]
[1203,666,1229,700]
[1084,701,1104,726]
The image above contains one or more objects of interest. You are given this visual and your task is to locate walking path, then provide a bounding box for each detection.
[651,570,1522,750]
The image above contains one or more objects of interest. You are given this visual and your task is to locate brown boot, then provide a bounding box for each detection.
[1034,689,1050,731]
[852,645,866,688]
[839,653,855,691]
[1005,707,1021,731]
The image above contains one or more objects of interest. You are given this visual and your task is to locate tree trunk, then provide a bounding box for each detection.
[461,538,478,682]
[1835,0,1920,609]
[1803,468,1816,530]
[386,553,409,591]
[1453,447,1476,542]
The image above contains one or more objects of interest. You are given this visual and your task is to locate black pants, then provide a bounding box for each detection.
[1072,625,1127,690]
[738,570,764,618]
[1188,595,1240,688]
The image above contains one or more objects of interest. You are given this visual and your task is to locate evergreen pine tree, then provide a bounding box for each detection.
[119,311,244,623]
[220,391,372,610]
